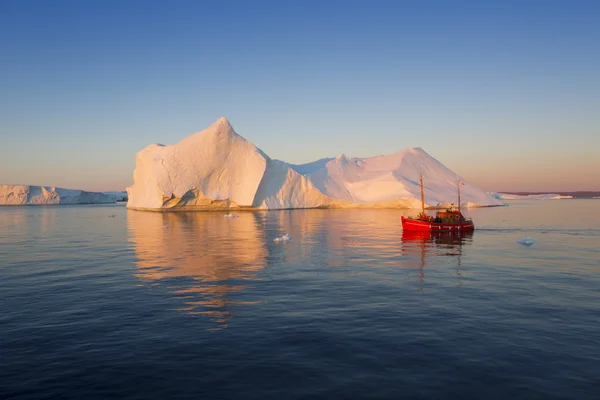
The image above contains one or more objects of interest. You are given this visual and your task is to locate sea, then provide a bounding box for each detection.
[1,200,599,399]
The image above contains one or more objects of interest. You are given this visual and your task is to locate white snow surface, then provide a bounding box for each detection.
[0,185,116,205]
[490,193,573,200]
[127,117,504,210]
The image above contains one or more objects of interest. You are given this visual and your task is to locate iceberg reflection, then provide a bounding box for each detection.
[128,211,268,329]
[128,208,474,327]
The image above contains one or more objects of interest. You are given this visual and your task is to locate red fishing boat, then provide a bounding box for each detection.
[401,174,475,232]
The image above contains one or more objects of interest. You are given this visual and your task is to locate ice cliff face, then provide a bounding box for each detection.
[0,185,116,205]
[103,191,128,201]
[127,117,503,210]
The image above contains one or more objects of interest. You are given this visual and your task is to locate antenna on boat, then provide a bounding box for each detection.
[420,173,425,216]
[457,179,461,213]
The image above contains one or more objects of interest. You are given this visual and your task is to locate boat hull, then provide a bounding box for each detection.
[401,216,474,232]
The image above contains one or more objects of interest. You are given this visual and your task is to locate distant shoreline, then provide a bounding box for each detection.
[497,191,600,199]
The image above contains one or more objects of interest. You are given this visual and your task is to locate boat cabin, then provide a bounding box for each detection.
[434,209,466,223]
[416,207,466,223]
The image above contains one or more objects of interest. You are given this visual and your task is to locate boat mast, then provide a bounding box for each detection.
[457,179,461,213]
[420,173,425,216]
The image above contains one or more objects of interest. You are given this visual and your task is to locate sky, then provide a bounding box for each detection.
[0,0,598,192]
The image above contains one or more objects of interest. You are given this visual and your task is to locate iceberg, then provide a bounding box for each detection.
[127,117,504,211]
[103,191,128,201]
[490,193,574,200]
[517,237,536,246]
[274,233,292,243]
[0,185,116,205]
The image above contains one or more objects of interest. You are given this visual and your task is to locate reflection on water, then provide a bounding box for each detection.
[128,208,476,328]
[128,211,268,329]
[128,209,419,328]
[264,209,410,268]
[4,202,600,398]
[401,230,473,286]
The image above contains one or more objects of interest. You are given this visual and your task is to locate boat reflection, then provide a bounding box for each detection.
[401,230,473,286]
[128,210,268,330]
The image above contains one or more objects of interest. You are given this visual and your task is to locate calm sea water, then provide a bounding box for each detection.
[1,201,599,399]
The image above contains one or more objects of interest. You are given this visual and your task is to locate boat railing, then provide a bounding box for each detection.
[405,214,472,223]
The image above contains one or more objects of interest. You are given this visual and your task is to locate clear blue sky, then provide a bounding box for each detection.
[1,0,598,192]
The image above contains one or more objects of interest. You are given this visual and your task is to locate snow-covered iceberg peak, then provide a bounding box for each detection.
[127,117,271,210]
[301,146,502,208]
[184,117,240,146]
[126,118,503,210]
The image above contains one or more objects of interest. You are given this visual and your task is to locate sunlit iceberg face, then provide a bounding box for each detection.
[126,118,503,211]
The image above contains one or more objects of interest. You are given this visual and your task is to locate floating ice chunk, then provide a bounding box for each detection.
[224,213,239,218]
[274,233,292,242]
[518,237,535,245]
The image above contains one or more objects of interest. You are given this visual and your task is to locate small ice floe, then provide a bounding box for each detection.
[224,213,239,218]
[517,237,535,246]
[274,233,291,243]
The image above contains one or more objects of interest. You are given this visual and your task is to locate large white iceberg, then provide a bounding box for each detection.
[0,185,116,205]
[127,117,504,210]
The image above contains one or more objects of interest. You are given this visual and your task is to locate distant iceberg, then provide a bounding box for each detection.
[0,185,116,205]
[126,117,504,211]
[490,193,574,200]
[103,191,128,201]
